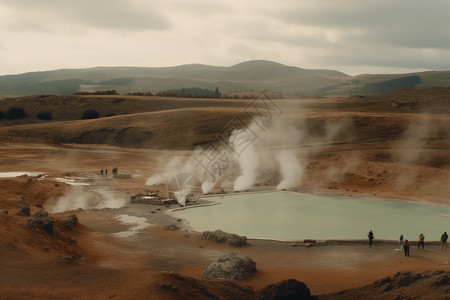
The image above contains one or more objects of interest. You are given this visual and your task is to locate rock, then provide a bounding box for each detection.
[203,253,256,281]
[16,204,30,216]
[63,214,78,230]
[257,279,318,300]
[163,224,180,231]
[393,271,416,287]
[26,210,54,234]
[374,276,392,287]
[2,209,7,214]
[434,274,450,286]
[202,230,247,247]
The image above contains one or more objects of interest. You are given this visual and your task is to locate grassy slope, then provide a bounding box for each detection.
[0,88,449,149]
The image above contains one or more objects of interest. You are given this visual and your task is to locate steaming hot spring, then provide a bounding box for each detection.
[170,191,450,241]
[143,117,450,241]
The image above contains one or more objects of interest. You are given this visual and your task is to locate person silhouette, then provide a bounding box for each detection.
[399,234,404,251]
[441,232,448,252]
[368,230,374,248]
[404,239,410,257]
[418,233,425,250]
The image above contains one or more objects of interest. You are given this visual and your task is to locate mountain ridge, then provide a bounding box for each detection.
[0,60,449,98]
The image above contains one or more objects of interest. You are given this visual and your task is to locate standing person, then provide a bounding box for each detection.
[404,239,410,257]
[105,168,108,178]
[418,233,425,250]
[441,232,448,252]
[399,234,404,251]
[368,230,374,248]
[100,168,104,178]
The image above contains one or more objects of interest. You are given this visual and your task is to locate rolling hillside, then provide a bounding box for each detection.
[1,88,449,149]
[2,60,449,98]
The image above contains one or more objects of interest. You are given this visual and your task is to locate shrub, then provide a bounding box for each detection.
[81,109,99,119]
[36,111,52,120]
[6,107,27,119]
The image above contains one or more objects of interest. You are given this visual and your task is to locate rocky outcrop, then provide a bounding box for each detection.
[202,230,247,247]
[322,270,450,299]
[26,210,54,234]
[62,214,78,230]
[203,253,256,281]
[16,203,30,216]
[257,279,318,300]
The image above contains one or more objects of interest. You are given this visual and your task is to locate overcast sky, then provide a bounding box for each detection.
[1,0,449,76]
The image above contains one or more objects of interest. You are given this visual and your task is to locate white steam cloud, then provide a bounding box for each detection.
[144,107,348,193]
[233,142,260,191]
[275,150,304,190]
[48,186,129,213]
[201,180,216,194]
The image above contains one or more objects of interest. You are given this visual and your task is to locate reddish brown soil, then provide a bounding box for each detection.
[0,140,449,299]
[0,89,449,299]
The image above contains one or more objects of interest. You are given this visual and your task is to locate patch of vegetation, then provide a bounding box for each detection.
[126,91,154,96]
[0,110,5,119]
[361,75,421,94]
[36,111,52,120]
[81,109,100,119]
[6,107,27,119]
[156,87,221,98]
[74,90,119,95]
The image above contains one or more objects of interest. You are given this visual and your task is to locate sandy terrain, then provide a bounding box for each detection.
[1,140,449,299]
[1,89,449,299]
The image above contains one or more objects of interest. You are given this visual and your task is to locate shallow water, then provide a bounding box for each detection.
[172,192,450,241]
[0,171,43,178]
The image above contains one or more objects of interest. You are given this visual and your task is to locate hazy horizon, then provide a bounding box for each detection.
[1,1,449,76]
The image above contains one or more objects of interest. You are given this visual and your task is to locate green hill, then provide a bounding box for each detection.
[1,60,449,98]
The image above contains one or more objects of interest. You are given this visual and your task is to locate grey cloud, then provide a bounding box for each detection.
[314,44,450,72]
[164,0,234,16]
[1,0,171,31]
[276,0,450,49]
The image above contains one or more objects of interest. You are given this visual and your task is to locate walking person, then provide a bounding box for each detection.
[100,168,104,178]
[418,233,425,250]
[399,234,404,251]
[441,232,448,252]
[404,239,410,257]
[368,230,374,248]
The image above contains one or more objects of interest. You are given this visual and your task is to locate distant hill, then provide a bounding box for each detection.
[1,60,450,98]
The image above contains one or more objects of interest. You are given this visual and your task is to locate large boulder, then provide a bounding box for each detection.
[202,230,247,247]
[27,210,54,234]
[256,279,318,300]
[203,253,256,281]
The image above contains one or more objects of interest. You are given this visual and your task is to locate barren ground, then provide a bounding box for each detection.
[0,89,449,299]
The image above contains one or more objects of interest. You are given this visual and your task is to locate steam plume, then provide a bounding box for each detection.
[275,150,303,190]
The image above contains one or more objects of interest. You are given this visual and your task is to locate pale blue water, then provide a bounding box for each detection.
[171,192,450,241]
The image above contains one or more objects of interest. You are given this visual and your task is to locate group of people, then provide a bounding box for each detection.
[100,166,118,178]
[367,230,449,257]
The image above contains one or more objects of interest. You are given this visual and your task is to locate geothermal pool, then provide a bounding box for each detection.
[171,192,450,241]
